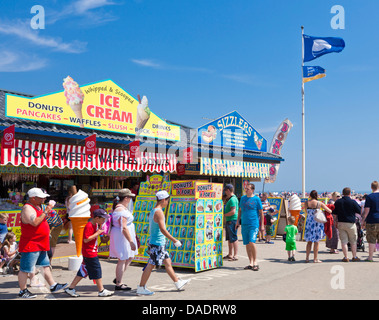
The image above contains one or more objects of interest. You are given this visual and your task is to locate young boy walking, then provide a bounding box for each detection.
[284,216,298,261]
[65,209,114,297]
[137,190,190,295]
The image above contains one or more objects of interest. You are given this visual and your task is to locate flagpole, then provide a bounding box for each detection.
[301,26,306,198]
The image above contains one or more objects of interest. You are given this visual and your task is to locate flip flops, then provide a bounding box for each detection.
[244,265,259,271]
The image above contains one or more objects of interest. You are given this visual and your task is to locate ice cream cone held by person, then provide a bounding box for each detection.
[68,188,91,256]
[63,76,85,128]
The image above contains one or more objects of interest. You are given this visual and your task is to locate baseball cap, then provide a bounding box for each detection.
[28,188,50,198]
[118,188,135,198]
[156,190,170,200]
[93,208,108,219]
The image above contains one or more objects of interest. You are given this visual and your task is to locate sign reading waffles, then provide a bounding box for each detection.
[5,78,180,142]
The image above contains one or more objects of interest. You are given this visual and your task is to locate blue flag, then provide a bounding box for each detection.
[303,35,345,62]
[303,66,326,83]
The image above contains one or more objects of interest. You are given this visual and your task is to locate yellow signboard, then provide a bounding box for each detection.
[5,78,180,141]
[194,182,223,199]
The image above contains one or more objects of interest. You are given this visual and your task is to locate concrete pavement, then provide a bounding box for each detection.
[1,235,379,301]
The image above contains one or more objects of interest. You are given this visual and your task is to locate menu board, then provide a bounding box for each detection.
[166,196,197,268]
[266,197,283,238]
[139,173,171,196]
[193,184,224,272]
[132,179,224,272]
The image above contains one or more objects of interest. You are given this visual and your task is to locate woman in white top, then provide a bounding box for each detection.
[109,189,138,291]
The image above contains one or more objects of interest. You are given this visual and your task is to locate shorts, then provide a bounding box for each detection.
[338,222,357,245]
[265,225,273,236]
[77,256,102,280]
[286,240,297,251]
[20,251,50,273]
[241,224,259,245]
[366,224,379,244]
[225,220,238,243]
[50,225,63,248]
[148,244,170,267]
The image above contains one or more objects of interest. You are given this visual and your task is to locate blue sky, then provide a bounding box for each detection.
[0,0,378,193]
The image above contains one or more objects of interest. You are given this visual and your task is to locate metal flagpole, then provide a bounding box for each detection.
[301,26,306,197]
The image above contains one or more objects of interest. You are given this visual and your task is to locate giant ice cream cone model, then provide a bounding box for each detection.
[135,95,151,135]
[68,189,91,256]
[289,194,302,226]
[63,76,85,128]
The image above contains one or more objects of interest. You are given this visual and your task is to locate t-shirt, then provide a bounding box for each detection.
[265,213,273,226]
[262,200,270,214]
[0,223,8,242]
[333,196,361,223]
[364,192,379,224]
[284,224,298,242]
[225,195,239,222]
[239,195,263,226]
[82,221,99,258]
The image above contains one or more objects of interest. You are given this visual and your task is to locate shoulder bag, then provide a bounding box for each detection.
[313,201,327,224]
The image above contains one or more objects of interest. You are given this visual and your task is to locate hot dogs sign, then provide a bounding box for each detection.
[5,77,180,142]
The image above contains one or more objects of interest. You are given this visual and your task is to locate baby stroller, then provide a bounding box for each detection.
[2,250,21,274]
[348,214,365,252]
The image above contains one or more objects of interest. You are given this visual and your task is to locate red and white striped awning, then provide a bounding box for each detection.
[0,139,177,173]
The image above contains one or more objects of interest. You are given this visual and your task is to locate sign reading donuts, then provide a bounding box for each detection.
[195,182,223,199]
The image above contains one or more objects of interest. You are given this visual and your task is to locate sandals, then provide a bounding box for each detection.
[244,265,259,271]
[113,278,131,291]
[115,284,132,291]
[228,256,239,261]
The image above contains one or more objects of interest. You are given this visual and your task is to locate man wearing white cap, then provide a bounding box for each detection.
[137,190,190,295]
[17,188,67,298]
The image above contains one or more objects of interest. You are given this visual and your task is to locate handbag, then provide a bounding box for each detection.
[313,202,327,224]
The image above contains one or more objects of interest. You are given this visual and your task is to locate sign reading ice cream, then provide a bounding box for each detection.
[5,77,180,141]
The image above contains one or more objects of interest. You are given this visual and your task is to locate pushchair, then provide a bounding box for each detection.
[2,250,21,274]
[348,214,365,252]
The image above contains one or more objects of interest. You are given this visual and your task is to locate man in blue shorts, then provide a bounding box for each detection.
[236,182,264,271]
[223,184,239,261]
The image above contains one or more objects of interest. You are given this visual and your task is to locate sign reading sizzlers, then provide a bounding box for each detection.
[197,110,267,152]
[1,139,177,173]
[5,78,180,142]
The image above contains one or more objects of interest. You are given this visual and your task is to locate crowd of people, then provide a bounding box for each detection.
[1,180,379,299]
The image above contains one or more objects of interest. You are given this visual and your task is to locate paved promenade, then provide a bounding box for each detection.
[1,235,378,302]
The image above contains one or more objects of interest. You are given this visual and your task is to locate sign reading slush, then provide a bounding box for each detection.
[5,77,180,142]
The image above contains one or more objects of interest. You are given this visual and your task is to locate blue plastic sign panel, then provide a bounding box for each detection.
[197,110,267,152]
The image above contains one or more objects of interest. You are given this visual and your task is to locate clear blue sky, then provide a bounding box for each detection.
[0,0,377,193]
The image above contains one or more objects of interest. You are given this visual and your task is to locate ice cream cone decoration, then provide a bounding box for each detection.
[135,94,151,135]
[63,76,85,128]
[68,189,91,256]
[70,217,90,256]
[289,194,302,226]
